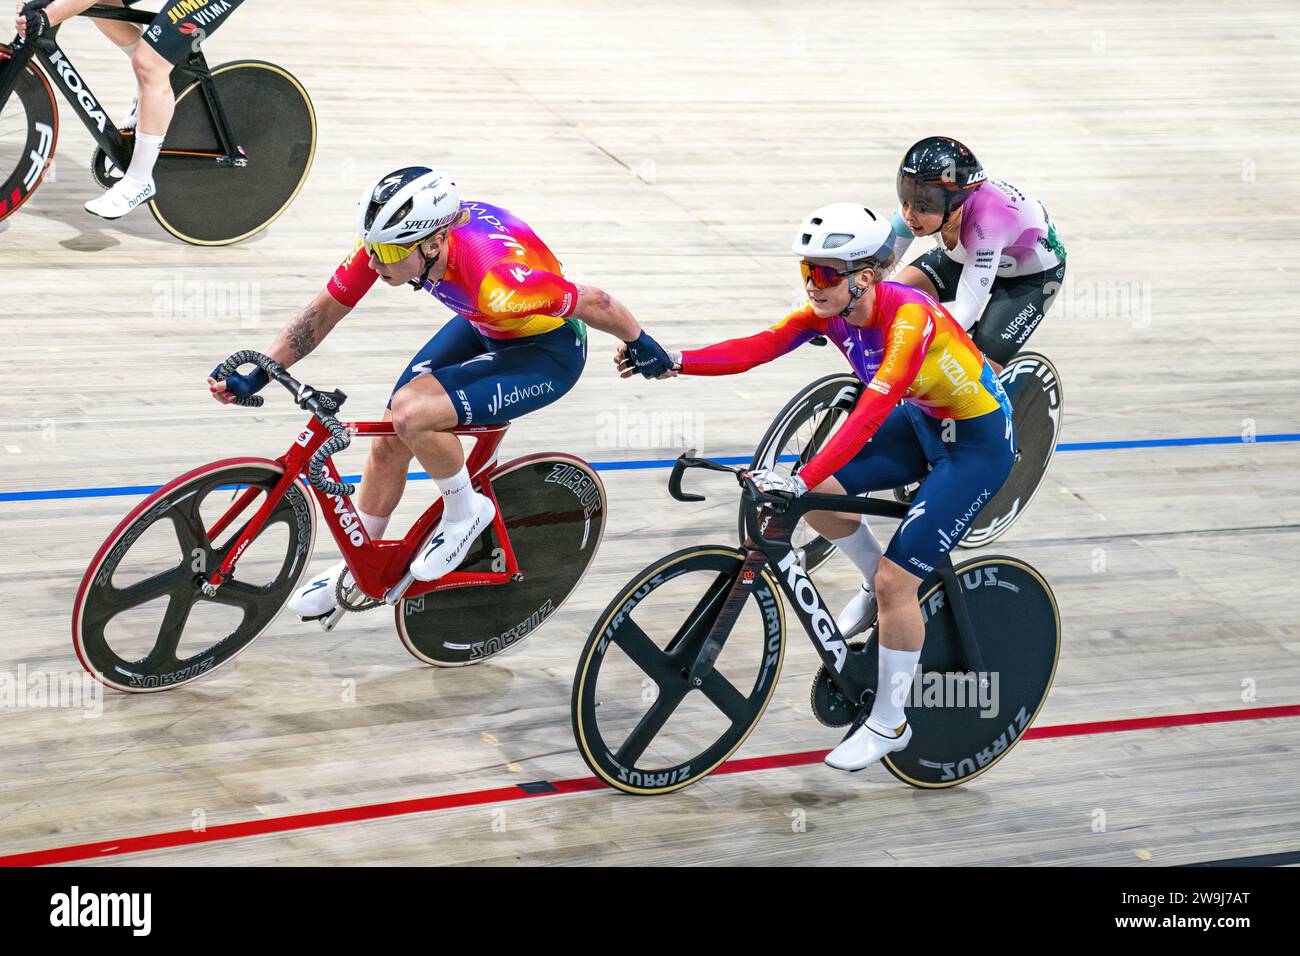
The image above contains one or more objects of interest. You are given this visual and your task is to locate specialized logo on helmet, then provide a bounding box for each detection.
[373,174,410,202]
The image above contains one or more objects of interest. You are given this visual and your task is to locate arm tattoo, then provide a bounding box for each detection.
[286,306,319,361]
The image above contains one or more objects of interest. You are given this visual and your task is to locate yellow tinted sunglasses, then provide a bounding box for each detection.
[364,239,418,264]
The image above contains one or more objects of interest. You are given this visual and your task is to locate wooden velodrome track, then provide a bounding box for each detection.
[1,1,1298,867]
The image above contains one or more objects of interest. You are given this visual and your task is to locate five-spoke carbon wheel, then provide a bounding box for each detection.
[73,459,316,692]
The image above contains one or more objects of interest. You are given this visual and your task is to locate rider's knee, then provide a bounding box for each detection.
[874,559,919,605]
[131,44,172,85]
[389,392,424,442]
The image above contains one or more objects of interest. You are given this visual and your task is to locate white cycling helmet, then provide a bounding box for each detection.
[792,202,894,266]
[356,166,461,250]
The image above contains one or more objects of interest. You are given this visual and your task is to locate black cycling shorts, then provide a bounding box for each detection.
[910,247,1066,366]
[139,0,247,65]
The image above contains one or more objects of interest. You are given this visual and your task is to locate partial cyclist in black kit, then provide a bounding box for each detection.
[888,136,1067,371]
[15,0,247,219]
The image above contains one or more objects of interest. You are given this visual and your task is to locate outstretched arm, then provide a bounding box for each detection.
[678,310,824,376]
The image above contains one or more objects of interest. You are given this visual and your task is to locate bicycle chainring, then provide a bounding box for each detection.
[336,568,381,612]
[810,638,872,727]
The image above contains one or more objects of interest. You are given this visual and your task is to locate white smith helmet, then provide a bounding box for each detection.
[357,166,461,247]
[792,203,894,266]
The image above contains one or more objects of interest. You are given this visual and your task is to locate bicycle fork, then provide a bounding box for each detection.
[684,549,769,688]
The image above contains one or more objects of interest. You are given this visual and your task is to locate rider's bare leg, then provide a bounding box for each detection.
[873,558,924,654]
[804,478,883,579]
[88,0,144,47]
[805,477,884,635]
[802,477,861,541]
[389,375,485,526]
[120,43,173,187]
[355,409,414,522]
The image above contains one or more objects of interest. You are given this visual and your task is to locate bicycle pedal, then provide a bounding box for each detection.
[319,606,346,632]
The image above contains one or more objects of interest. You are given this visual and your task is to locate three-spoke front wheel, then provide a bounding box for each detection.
[0,43,58,224]
[572,546,786,795]
[73,459,317,692]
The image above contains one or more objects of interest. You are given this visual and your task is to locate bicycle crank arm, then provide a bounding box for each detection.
[319,605,346,632]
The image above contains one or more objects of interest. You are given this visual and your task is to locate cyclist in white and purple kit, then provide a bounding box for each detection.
[889,136,1067,371]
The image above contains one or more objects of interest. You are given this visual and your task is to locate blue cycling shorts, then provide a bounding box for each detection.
[833,379,1015,580]
[390,316,587,426]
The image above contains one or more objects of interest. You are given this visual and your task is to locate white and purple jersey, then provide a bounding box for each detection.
[890,179,1066,331]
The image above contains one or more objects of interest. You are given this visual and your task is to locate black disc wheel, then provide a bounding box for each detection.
[397,455,606,666]
[743,373,861,573]
[149,60,316,245]
[959,352,1063,548]
[73,459,317,692]
[0,43,58,223]
[882,556,1060,787]
[572,546,786,795]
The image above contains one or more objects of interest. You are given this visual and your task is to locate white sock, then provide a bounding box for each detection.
[867,645,920,734]
[356,509,391,540]
[434,466,475,521]
[124,131,164,185]
[829,518,883,589]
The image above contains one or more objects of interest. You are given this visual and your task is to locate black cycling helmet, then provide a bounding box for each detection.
[896,136,985,223]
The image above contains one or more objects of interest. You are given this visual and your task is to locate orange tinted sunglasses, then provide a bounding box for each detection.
[800,260,853,290]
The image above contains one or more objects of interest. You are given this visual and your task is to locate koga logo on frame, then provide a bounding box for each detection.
[50,886,151,936]
[47,52,107,132]
[778,550,845,671]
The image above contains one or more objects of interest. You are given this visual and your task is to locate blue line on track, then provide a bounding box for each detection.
[1,433,1297,505]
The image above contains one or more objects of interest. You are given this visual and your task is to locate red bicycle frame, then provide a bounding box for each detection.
[200,418,522,603]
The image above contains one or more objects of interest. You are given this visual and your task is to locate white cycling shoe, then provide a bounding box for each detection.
[288,559,350,619]
[85,176,156,219]
[825,718,913,773]
[411,492,495,582]
[836,583,878,640]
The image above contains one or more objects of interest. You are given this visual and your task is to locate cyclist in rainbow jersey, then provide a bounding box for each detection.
[616,203,1015,774]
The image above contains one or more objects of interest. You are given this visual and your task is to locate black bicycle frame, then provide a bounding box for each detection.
[669,454,987,707]
[1,5,242,171]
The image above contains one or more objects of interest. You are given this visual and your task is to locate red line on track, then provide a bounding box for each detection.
[3,703,1297,867]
